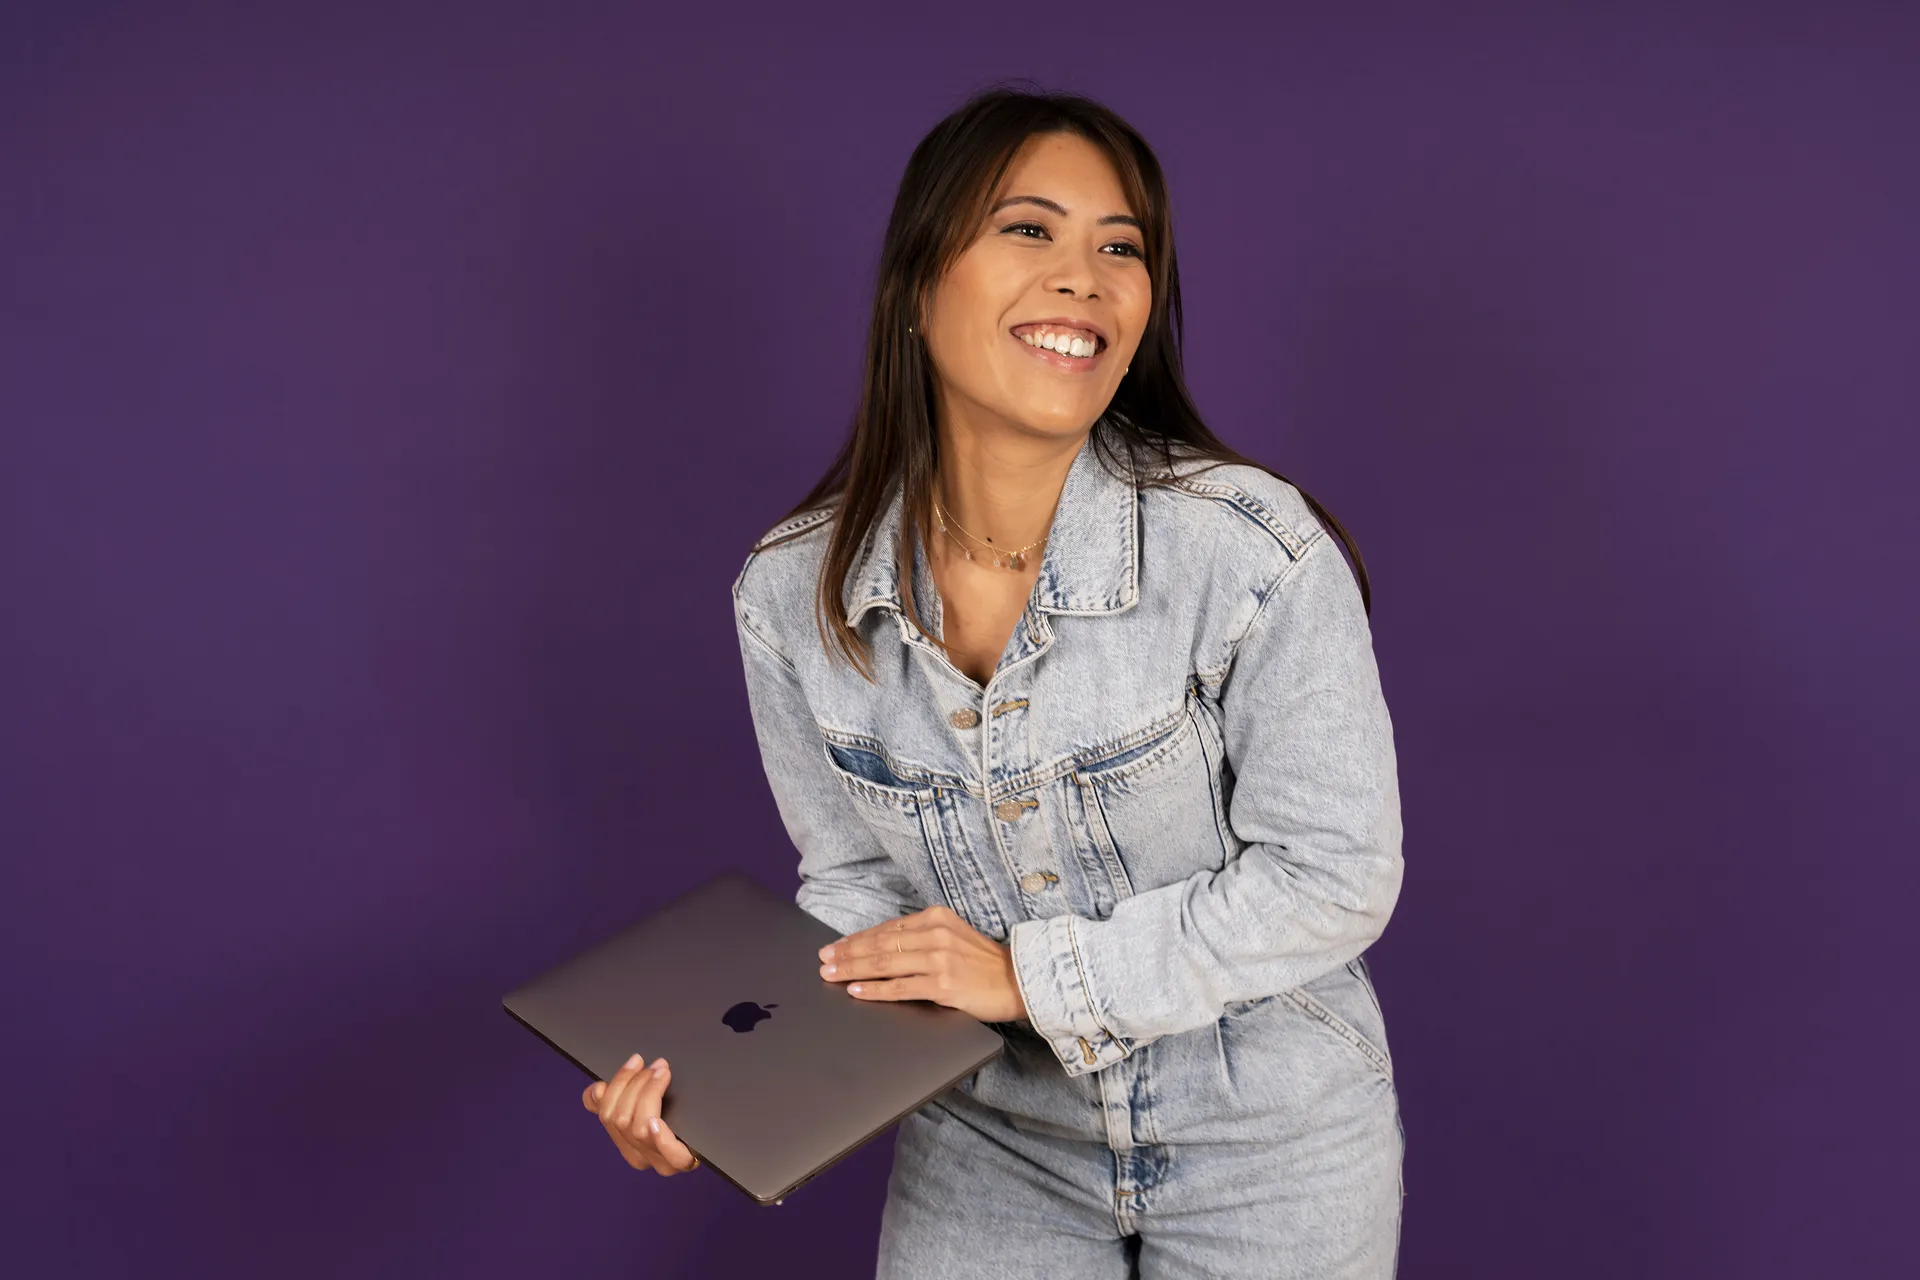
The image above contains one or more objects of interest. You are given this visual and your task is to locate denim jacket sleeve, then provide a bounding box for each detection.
[733,593,924,940]
[1007,531,1405,1077]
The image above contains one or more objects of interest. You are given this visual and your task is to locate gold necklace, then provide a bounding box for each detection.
[932,495,1048,571]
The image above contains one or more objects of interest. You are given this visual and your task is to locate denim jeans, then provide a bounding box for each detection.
[878,980,1403,1277]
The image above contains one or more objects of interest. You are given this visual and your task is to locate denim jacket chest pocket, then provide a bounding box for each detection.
[817,733,1011,943]
[1062,685,1239,910]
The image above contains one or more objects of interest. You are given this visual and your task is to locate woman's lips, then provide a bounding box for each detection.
[1009,330,1107,372]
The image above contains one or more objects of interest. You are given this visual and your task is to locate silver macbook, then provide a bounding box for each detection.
[503,870,1005,1204]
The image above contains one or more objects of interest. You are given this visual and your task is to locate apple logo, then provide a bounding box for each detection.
[722,1001,779,1033]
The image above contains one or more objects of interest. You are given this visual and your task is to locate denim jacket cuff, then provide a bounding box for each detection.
[1008,915,1136,1077]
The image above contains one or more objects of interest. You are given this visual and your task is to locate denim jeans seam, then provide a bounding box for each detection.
[1282,987,1394,1080]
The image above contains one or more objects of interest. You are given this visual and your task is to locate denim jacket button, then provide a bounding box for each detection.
[1019,871,1048,893]
[994,799,1024,822]
[948,708,981,729]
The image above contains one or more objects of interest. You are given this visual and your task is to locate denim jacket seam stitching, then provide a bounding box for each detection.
[1009,921,1074,1073]
[815,727,964,791]
[988,705,1187,799]
[1075,778,1136,902]
[1064,915,1124,1054]
[735,601,797,676]
[1163,476,1326,560]
[1221,540,1321,669]
[750,506,835,553]
[730,551,760,599]
[819,745,937,805]
[1189,702,1236,865]
[1074,711,1196,783]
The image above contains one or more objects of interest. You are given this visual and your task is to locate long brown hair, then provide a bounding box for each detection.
[763,82,1371,680]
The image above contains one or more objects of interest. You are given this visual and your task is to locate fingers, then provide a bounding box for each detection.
[821,907,947,959]
[595,1053,649,1124]
[826,910,1021,1023]
[842,976,921,1002]
[591,1054,662,1169]
[610,1056,668,1138]
[599,1054,699,1176]
[649,1112,699,1172]
[595,1059,648,1128]
[823,921,948,984]
[829,935,961,990]
[822,945,904,983]
[633,1058,672,1129]
[626,1060,698,1174]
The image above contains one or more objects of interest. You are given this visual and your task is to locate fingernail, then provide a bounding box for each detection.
[592,1083,604,1101]
[649,1117,661,1134]
[849,983,863,995]
[823,964,837,976]
[624,1052,642,1069]
[819,946,834,960]
[652,1060,668,1076]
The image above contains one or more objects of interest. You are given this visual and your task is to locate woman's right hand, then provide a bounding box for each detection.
[580,1053,700,1175]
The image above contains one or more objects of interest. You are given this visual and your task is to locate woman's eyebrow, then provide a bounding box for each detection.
[990,194,1142,230]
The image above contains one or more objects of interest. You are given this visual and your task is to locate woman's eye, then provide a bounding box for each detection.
[1002,222,1145,260]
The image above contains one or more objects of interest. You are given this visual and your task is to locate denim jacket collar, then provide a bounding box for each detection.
[843,427,1140,626]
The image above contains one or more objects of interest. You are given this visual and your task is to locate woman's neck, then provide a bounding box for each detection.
[933,422,1084,552]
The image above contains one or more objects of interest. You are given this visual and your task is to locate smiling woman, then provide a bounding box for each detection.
[632,85,1406,1278]
[775,90,1372,688]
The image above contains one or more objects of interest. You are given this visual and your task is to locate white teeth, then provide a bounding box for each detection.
[1019,329,1100,359]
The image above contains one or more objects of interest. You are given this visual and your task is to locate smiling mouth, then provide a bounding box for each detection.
[1009,323,1107,364]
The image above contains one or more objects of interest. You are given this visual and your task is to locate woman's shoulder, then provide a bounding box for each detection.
[1140,452,1330,571]
[731,504,835,634]
[749,504,837,555]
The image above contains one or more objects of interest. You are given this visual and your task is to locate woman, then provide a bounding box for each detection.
[585,86,1406,1277]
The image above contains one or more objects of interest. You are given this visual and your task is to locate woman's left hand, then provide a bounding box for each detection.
[818,905,1029,1024]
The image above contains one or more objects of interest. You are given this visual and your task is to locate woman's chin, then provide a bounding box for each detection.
[1000,401,1110,442]
[943,384,1112,443]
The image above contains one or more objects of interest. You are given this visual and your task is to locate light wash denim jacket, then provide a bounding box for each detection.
[730,427,1403,1099]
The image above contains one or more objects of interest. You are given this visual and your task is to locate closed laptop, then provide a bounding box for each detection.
[503,870,1005,1204]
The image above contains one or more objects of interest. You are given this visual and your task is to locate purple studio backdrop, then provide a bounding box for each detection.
[3,2,1916,1276]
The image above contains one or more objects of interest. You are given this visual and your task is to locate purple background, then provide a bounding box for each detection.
[5,2,1915,1275]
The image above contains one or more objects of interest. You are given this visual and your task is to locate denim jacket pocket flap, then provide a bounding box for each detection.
[819,736,935,808]
[1073,704,1196,787]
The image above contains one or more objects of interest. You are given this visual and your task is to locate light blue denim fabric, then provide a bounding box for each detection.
[731,425,1405,1277]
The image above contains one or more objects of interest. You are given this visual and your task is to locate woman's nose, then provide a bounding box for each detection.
[1042,247,1102,297]
[1052,260,1098,299]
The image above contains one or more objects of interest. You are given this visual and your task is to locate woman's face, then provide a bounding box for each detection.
[921,131,1151,445]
